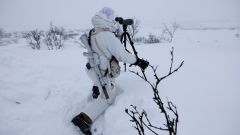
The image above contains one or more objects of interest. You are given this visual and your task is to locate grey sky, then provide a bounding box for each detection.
[0,0,239,31]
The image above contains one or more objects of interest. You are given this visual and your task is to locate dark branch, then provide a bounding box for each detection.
[126,47,183,135]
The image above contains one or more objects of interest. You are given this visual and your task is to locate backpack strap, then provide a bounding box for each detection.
[88,29,95,47]
[88,28,120,78]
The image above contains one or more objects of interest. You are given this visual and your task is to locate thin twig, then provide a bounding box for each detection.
[126,47,184,135]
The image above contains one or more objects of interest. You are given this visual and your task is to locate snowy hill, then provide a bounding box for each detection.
[0,27,240,135]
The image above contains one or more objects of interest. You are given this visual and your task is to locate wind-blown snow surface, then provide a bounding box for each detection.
[1,29,240,135]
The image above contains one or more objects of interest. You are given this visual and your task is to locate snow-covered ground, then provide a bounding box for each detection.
[0,27,240,135]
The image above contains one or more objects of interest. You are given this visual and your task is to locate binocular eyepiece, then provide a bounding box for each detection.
[115,17,133,26]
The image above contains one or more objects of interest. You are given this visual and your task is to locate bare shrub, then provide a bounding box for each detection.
[126,47,184,135]
[134,36,146,44]
[0,28,5,45]
[0,28,4,38]
[0,32,4,45]
[44,23,66,50]
[134,21,179,44]
[145,33,161,44]
[0,28,15,45]
[160,22,179,43]
[23,29,43,49]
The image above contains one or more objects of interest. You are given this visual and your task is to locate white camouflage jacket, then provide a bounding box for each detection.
[90,12,137,71]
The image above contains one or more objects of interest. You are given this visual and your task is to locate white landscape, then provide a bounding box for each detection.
[0,0,240,135]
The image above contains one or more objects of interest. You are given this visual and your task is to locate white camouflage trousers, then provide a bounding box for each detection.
[82,68,118,121]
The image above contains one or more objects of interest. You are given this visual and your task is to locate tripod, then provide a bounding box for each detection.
[120,24,147,80]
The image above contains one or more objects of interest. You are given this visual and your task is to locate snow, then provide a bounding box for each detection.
[1,27,240,135]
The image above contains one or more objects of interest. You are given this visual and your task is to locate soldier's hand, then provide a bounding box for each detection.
[135,58,149,70]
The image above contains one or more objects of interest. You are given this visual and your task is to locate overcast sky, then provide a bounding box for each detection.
[0,0,239,31]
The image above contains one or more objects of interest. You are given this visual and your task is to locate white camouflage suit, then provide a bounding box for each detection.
[82,7,137,121]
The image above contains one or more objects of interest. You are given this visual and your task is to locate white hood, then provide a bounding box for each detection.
[91,12,116,32]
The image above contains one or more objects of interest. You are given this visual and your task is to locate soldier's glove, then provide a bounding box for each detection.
[92,86,100,99]
[134,58,149,70]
